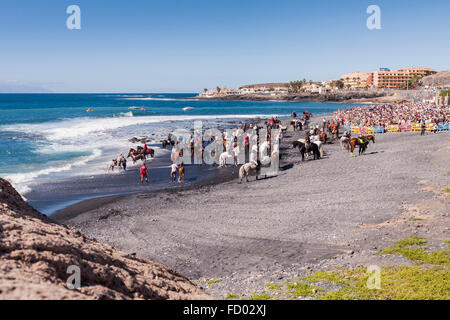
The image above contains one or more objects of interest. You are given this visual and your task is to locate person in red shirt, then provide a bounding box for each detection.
[140,163,148,184]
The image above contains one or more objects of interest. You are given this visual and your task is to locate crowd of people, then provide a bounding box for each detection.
[334,103,449,129]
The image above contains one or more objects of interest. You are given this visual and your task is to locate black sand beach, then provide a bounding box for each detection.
[52,115,450,298]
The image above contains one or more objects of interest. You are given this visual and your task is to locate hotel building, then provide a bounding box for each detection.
[367,67,437,88]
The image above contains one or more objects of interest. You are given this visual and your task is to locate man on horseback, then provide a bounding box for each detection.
[305,136,312,153]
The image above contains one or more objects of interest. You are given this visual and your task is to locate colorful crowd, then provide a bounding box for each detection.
[334,103,449,132]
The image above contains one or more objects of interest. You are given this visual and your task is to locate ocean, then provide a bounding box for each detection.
[0,93,356,213]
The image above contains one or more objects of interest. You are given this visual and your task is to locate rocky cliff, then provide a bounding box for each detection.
[0,178,210,300]
[421,71,450,87]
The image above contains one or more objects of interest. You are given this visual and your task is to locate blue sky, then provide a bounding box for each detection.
[0,0,448,93]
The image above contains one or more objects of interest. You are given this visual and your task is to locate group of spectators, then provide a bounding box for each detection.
[334,103,449,128]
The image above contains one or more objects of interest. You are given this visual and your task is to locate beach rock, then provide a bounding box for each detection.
[0,178,210,300]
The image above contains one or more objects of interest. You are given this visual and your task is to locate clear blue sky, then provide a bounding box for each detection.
[0,0,448,93]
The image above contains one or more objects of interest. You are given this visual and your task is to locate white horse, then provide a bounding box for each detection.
[298,139,324,158]
[219,150,234,167]
[238,162,260,183]
[106,159,119,172]
[340,136,350,150]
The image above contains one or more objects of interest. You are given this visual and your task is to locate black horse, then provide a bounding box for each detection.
[293,141,321,162]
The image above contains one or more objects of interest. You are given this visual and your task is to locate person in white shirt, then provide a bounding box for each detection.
[170,163,178,182]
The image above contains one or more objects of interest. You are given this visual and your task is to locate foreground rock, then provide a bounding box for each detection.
[0,178,210,300]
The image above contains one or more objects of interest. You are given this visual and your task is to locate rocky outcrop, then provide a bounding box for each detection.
[421,71,450,87]
[192,91,387,102]
[0,178,210,300]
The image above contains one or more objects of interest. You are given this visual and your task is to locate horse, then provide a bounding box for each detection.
[348,138,369,157]
[340,136,350,150]
[361,135,376,145]
[293,141,321,162]
[161,140,171,148]
[127,148,146,164]
[331,124,339,139]
[106,159,119,172]
[297,139,323,158]
[136,146,155,158]
[238,161,261,183]
[219,150,234,167]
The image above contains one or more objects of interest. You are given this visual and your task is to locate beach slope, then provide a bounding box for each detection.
[0,178,210,300]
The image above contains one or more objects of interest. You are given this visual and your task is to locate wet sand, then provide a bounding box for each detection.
[53,116,450,298]
[27,150,219,215]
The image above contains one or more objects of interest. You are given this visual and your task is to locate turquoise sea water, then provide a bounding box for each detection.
[0,93,356,196]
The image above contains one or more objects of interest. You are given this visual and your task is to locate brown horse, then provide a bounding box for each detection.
[136,146,155,158]
[331,124,339,139]
[127,148,145,163]
[361,135,376,144]
[348,138,369,157]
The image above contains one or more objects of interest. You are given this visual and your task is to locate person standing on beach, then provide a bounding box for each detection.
[118,152,127,171]
[170,163,178,182]
[178,162,185,183]
[140,163,148,184]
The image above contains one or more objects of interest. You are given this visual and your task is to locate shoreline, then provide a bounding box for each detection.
[41,113,335,217]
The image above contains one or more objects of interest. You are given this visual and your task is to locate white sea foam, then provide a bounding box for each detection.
[122,97,200,101]
[0,114,286,141]
[4,149,103,195]
[1,113,287,196]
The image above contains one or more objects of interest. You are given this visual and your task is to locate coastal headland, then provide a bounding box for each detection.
[190,91,407,104]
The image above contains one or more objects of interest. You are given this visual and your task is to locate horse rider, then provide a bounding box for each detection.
[344,130,351,139]
[305,136,312,153]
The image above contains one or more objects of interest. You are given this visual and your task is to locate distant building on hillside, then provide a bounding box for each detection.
[238,83,289,94]
[340,71,371,89]
[367,67,437,89]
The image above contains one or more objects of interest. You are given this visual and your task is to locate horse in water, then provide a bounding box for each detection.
[106,159,121,172]
[293,141,321,162]
[348,137,369,156]
[136,146,155,158]
[127,148,146,163]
